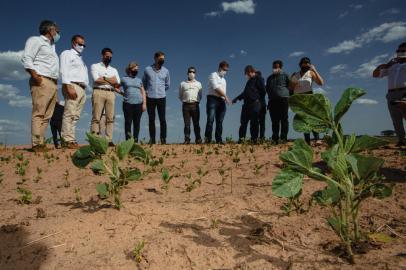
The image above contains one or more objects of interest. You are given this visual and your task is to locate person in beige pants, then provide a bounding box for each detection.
[22,20,60,152]
[60,34,89,149]
[90,48,121,146]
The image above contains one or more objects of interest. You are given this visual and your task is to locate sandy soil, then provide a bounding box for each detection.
[0,142,405,270]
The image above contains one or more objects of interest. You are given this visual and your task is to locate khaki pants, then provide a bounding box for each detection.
[91,90,115,141]
[30,77,57,146]
[61,84,86,143]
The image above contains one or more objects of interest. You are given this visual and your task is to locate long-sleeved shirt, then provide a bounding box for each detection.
[266,71,290,99]
[142,65,170,98]
[60,48,89,86]
[121,76,143,104]
[235,76,266,104]
[21,35,59,79]
[207,72,226,99]
[179,80,203,103]
[90,62,120,90]
[378,62,406,90]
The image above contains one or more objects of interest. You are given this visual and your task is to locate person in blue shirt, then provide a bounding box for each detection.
[121,62,146,142]
[142,51,170,144]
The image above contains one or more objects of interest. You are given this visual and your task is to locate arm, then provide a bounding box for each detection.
[209,73,230,103]
[310,65,324,86]
[141,85,147,112]
[60,51,77,100]
[21,37,42,86]
[178,83,183,101]
[198,83,203,102]
[165,70,170,91]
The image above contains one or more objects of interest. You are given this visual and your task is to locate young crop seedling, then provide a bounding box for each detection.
[34,167,42,183]
[132,240,145,263]
[74,187,82,203]
[17,187,32,204]
[161,168,174,191]
[63,169,70,188]
[271,88,392,263]
[15,159,29,177]
[253,164,265,177]
[185,173,201,192]
[71,133,146,209]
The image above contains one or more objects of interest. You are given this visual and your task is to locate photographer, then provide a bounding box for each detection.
[373,42,406,147]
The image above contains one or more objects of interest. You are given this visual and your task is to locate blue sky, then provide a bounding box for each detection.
[0,0,405,144]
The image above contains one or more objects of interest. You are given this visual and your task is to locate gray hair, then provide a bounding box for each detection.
[39,20,58,35]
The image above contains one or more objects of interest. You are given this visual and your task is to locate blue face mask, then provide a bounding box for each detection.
[53,32,60,43]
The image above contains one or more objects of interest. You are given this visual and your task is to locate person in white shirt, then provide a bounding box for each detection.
[21,20,60,152]
[60,34,89,149]
[90,48,121,146]
[179,67,203,144]
[204,61,231,144]
[373,42,406,147]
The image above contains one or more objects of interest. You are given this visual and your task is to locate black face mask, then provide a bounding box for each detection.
[131,70,138,77]
[157,59,165,66]
[103,58,112,65]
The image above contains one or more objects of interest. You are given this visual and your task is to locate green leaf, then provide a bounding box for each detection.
[313,182,341,206]
[343,134,356,153]
[86,132,108,155]
[351,135,389,153]
[293,113,330,133]
[162,168,170,182]
[370,183,392,199]
[130,144,147,160]
[368,232,394,243]
[126,168,142,181]
[71,147,94,168]
[289,93,333,125]
[280,139,313,173]
[96,183,109,198]
[334,87,366,123]
[346,154,384,181]
[327,217,343,237]
[117,138,134,160]
[272,169,303,198]
[91,159,105,174]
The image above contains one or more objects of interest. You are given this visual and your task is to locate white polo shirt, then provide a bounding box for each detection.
[179,80,203,103]
[90,62,120,90]
[207,72,226,99]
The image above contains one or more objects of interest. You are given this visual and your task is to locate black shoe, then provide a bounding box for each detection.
[216,141,224,145]
[195,138,202,144]
[184,140,190,145]
[149,140,156,145]
[108,142,115,147]
[204,138,212,144]
[160,139,166,145]
[396,140,406,147]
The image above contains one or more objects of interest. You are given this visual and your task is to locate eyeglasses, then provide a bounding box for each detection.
[188,71,196,74]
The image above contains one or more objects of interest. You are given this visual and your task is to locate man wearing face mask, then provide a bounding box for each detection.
[373,42,406,147]
[266,60,290,144]
[205,61,231,144]
[232,65,265,143]
[59,35,89,149]
[179,67,203,144]
[90,48,120,146]
[142,51,170,144]
[22,20,60,152]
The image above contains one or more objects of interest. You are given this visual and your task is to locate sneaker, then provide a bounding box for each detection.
[108,142,115,147]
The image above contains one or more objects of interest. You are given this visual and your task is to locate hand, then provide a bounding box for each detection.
[31,75,42,86]
[225,96,231,104]
[142,103,147,112]
[309,65,317,72]
[64,84,77,100]
[114,88,122,95]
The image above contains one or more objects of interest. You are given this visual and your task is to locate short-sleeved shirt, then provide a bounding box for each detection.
[121,76,143,104]
[379,62,406,90]
[207,72,226,99]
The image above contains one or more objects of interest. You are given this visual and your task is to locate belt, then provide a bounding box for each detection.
[388,87,406,92]
[93,87,115,92]
[39,75,57,84]
[72,82,86,89]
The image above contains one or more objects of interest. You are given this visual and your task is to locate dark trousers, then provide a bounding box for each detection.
[147,97,166,143]
[269,97,289,141]
[123,102,143,141]
[50,120,62,147]
[239,101,260,142]
[182,102,201,142]
[205,95,226,143]
[258,102,266,139]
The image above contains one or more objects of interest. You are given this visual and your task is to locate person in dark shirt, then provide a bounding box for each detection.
[266,60,290,144]
[255,71,267,141]
[233,65,266,143]
[50,100,65,148]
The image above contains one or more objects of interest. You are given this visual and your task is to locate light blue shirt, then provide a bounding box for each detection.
[142,65,170,98]
[121,76,143,104]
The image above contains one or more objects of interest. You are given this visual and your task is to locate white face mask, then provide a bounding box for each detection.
[188,73,195,80]
[74,44,85,54]
[397,51,406,58]
[273,68,281,74]
[219,70,227,77]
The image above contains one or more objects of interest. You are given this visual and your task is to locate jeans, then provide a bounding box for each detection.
[182,102,201,142]
[147,97,166,143]
[123,102,143,141]
[239,101,260,142]
[205,95,226,143]
[269,97,289,141]
[258,101,266,139]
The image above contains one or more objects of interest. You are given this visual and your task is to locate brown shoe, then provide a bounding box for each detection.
[63,142,80,149]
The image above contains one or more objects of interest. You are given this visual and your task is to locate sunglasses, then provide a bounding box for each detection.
[188,71,196,74]
[77,43,86,47]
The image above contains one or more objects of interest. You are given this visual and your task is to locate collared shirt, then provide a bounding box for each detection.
[121,76,143,104]
[379,62,406,90]
[266,71,290,99]
[60,48,89,86]
[179,80,203,103]
[235,76,266,104]
[90,62,120,90]
[21,35,59,79]
[207,72,227,99]
[142,65,170,98]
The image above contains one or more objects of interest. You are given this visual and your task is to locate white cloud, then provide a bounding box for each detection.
[0,119,28,135]
[0,84,31,108]
[355,98,378,105]
[0,50,29,81]
[327,21,406,54]
[338,11,349,19]
[349,4,363,10]
[229,53,236,59]
[379,8,400,16]
[206,0,256,16]
[353,54,389,78]
[329,64,348,74]
[240,49,247,56]
[289,51,305,57]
